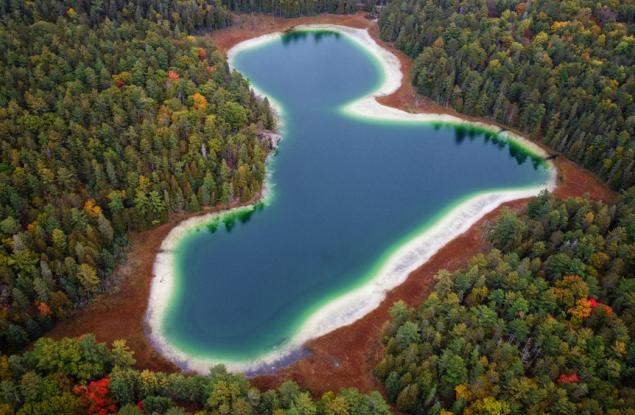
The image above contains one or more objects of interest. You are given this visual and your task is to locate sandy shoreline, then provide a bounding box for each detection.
[145,23,556,373]
[48,13,615,396]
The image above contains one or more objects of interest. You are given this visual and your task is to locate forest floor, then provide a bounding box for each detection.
[49,12,616,398]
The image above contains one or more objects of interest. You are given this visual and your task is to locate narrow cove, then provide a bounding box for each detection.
[147,26,555,373]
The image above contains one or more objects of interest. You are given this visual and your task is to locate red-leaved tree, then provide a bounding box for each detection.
[73,377,117,415]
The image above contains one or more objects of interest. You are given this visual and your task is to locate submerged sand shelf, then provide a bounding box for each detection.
[146,25,556,374]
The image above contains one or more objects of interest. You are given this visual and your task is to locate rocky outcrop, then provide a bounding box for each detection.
[259,130,283,148]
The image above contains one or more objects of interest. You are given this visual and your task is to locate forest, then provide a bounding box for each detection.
[379,0,635,189]
[0,3,390,413]
[377,191,635,413]
[221,0,363,18]
[0,0,275,351]
[0,335,390,414]
[374,2,635,411]
[1,0,635,414]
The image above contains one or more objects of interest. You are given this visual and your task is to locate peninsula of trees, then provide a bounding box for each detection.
[379,0,635,189]
[0,0,274,351]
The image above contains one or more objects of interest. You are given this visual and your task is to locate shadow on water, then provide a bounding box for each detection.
[452,124,543,169]
[281,30,340,46]
[238,208,255,224]
[206,221,219,234]
[205,205,264,235]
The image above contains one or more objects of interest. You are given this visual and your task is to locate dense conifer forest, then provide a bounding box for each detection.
[379,0,635,189]
[0,335,390,414]
[222,0,362,17]
[372,2,635,411]
[0,1,275,352]
[377,191,635,413]
[0,3,391,413]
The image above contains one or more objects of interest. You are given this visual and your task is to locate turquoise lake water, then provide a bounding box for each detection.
[161,30,551,365]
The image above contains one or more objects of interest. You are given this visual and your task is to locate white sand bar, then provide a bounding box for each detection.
[145,25,556,374]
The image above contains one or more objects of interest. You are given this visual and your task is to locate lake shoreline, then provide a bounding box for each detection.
[147,22,557,374]
[48,12,615,395]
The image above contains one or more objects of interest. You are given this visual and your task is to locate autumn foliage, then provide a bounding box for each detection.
[558,373,580,384]
[36,302,52,317]
[569,296,614,320]
[588,297,613,316]
[568,298,593,320]
[378,192,635,413]
[0,0,280,354]
[380,0,635,190]
[84,199,102,217]
[73,377,117,415]
[192,92,208,111]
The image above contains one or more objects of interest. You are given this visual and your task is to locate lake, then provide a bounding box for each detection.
[148,27,553,373]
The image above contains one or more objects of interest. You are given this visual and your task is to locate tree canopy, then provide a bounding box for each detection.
[379,0,635,189]
[0,1,274,352]
[0,334,391,414]
[377,191,635,413]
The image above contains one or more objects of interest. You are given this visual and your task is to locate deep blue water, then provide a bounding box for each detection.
[162,30,550,362]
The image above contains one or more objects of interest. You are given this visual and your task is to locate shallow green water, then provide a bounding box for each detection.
[162,30,550,365]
